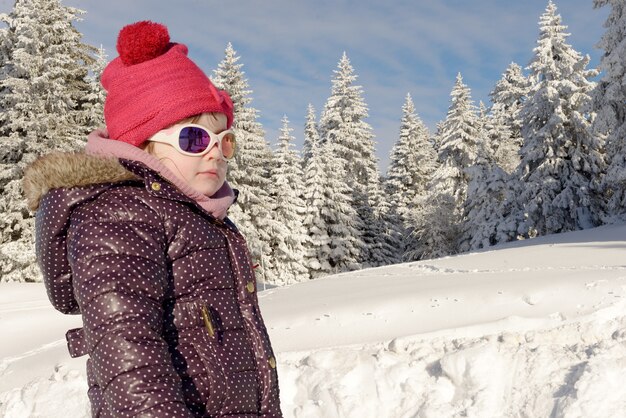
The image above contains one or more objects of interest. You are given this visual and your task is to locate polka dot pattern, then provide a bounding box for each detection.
[35,158,282,417]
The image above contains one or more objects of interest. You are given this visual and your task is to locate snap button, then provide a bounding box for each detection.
[150,182,161,191]
[268,356,276,369]
[246,281,255,293]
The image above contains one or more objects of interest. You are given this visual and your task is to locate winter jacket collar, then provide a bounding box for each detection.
[23,152,139,212]
[23,132,237,221]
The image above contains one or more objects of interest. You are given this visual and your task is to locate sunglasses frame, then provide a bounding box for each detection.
[148,124,236,160]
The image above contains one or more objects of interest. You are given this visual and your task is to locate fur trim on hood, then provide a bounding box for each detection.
[23,152,139,211]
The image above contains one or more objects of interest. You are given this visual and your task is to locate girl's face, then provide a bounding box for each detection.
[149,113,229,197]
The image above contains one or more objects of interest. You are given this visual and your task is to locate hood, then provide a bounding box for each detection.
[23,152,139,212]
[23,153,140,314]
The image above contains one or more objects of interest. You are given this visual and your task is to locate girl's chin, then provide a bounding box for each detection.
[191,179,225,196]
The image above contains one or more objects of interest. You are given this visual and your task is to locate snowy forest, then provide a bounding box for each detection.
[0,0,624,286]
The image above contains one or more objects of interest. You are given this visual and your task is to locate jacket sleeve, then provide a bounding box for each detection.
[67,199,194,417]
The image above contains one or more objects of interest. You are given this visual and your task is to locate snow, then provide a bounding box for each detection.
[2,224,626,417]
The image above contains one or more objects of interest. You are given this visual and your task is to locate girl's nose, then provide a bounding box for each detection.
[204,140,224,161]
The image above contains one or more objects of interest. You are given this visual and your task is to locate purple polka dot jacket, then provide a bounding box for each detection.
[23,153,283,418]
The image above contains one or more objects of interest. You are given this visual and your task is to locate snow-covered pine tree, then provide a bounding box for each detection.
[386,93,436,259]
[431,121,445,153]
[0,14,8,90]
[432,73,480,216]
[302,104,362,273]
[81,45,107,132]
[269,116,309,284]
[461,163,514,251]
[593,0,626,222]
[459,101,494,251]
[476,101,493,149]
[482,107,512,172]
[321,140,362,273]
[387,94,437,223]
[0,0,96,282]
[481,101,508,158]
[459,110,518,252]
[386,99,415,224]
[301,105,334,278]
[517,1,606,237]
[301,103,318,166]
[211,43,280,284]
[319,52,386,266]
[406,183,458,261]
[407,73,480,260]
[474,63,532,245]
[489,62,531,173]
[365,172,401,267]
[462,104,526,250]
[477,101,488,133]
[0,0,95,149]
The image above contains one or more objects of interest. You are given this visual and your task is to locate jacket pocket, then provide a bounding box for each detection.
[189,301,227,416]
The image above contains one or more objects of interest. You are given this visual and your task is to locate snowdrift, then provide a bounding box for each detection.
[2,224,626,417]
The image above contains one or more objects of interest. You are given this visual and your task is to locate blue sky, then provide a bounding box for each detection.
[0,0,609,170]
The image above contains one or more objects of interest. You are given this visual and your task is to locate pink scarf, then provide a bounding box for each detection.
[85,129,235,220]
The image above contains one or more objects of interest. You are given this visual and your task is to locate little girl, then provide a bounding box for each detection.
[23,21,282,417]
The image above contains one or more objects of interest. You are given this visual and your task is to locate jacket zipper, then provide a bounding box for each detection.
[200,305,216,337]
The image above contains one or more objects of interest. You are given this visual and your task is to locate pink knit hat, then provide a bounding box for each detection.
[101,21,234,146]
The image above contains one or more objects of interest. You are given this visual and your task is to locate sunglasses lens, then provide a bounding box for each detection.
[221,132,236,159]
[179,126,210,154]
[177,126,236,159]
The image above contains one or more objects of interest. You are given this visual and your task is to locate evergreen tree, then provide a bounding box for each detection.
[462,108,526,251]
[0,144,35,282]
[0,15,9,98]
[489,62,531,173]
[0,0,96,282]
[269,116,309,284]
[459,101,494,252]
[0,0,95,148]
[304,149,362,274]
[472,63,532,246]
[593,0,626,222]
[438,73,481,182]
[81,45,107,131]
[431,121,445,153]
[319,52,384,265]
[302,103,318,165]
[460,163,513,251]
[477,101,488,129]
[407,185,458,261]
[386,93,436,259]
[302,104,361,274]
[459,122,519,252]
[476,101,493,160]
[408,73,480,259]
[319,53,380,192]
[483,109,513,172]
[517,1,605,237]
[365,172,399,267]
[322,141,362,272]
[212,43,280,284]
[387,94,436,223]
[301,106,334,278]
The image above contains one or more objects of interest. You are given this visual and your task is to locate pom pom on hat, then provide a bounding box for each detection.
[117,21,171,65]
[101,21,234,146]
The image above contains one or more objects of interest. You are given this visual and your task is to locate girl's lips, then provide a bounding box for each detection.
[199,170,218,176]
